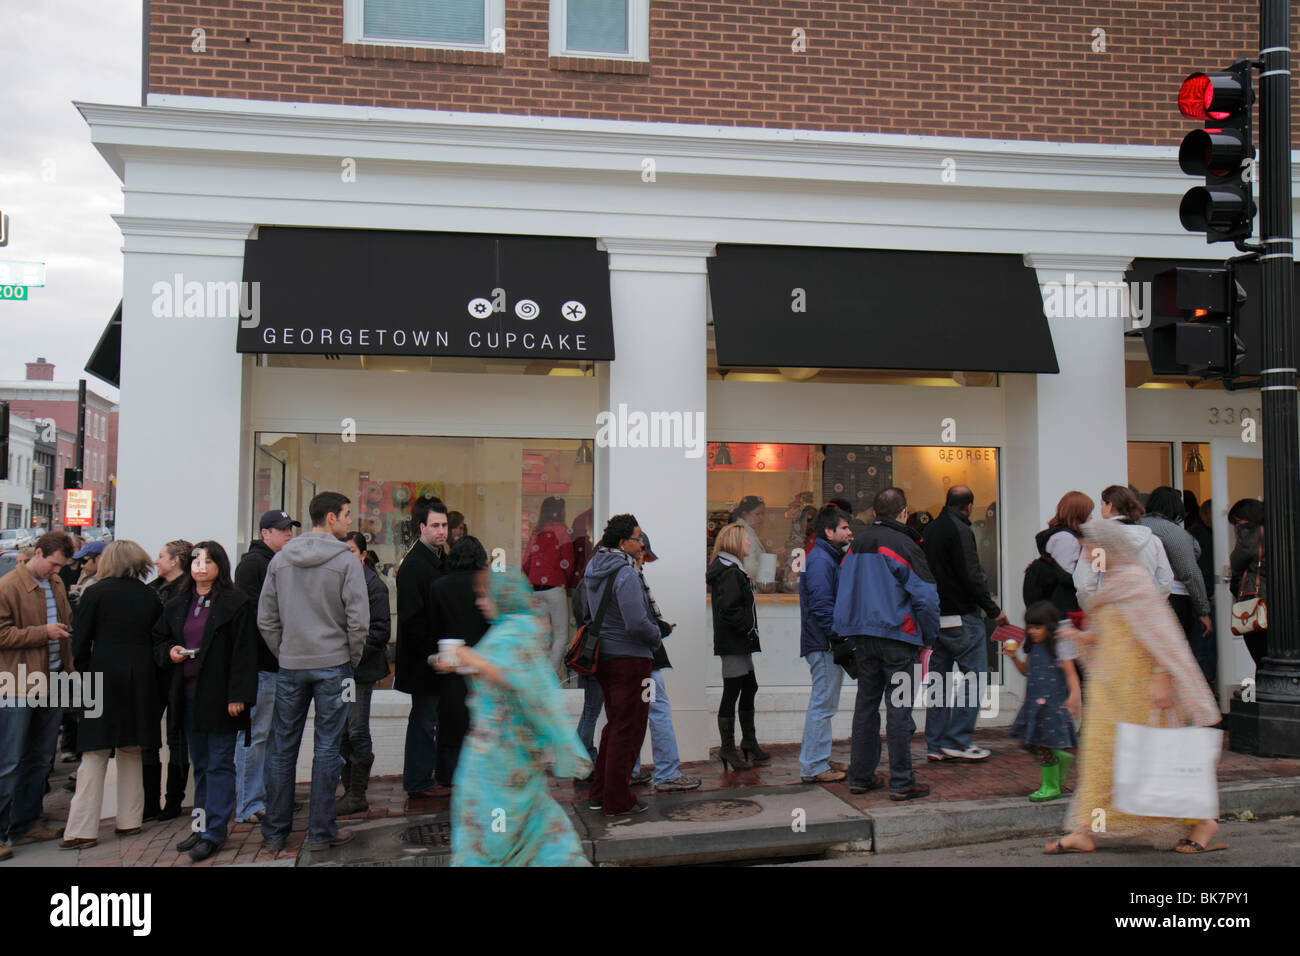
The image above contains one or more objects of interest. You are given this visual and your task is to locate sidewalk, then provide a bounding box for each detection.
[13,728,1300,867]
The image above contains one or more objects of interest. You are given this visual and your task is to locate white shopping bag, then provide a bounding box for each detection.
[1113,719,1222,820]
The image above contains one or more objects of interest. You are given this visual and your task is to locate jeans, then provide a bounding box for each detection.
[261,664,351,845]
[234,669,277,821]
[0,703,62,841]
[1172,594,1217,692]
[644,669,681,784]
[799,650,845,778]
[185,693,236,845]
[576,675,603,762]
[590,657,652,814]
[402,693,440,793]
[848,636,920,793]
[924,613,987,754]
[340,680,376,764]
[535,586,571,680]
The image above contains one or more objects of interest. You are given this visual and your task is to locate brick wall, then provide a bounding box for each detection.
[150,1,1297,145]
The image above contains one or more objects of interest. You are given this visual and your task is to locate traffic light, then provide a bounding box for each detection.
[1177,60,1256,244]
[1147,266,1246,377]
[64,466,82,490]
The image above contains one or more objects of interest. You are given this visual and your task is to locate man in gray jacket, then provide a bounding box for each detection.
[259,491,369,851]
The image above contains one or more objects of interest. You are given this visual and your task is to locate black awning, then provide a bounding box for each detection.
[708,245,1059,373]
[84,300,121,388]
[1125,258,1300,380]
[237,227,614,361]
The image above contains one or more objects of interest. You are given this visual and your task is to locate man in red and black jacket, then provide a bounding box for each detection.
[834,488,939,801]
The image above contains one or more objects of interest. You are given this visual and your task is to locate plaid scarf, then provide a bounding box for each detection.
[597,545,664,623]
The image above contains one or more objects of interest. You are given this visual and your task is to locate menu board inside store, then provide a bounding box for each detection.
[237,227,615,360]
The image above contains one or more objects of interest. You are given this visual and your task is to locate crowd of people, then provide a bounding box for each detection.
[0,479,1270,864]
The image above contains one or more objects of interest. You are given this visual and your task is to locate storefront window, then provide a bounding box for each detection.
[707,442,1001,600]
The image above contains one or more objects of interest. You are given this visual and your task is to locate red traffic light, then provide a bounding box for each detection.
[1178,70,1249,121]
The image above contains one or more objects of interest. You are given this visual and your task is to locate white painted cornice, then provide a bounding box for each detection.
[1023,252,1138,275]
[77,97,1293,197]
[113,216,256,256]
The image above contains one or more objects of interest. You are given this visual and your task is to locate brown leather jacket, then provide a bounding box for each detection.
[0,562,74,696]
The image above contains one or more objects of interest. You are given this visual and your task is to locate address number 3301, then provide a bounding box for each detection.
[1208,407,1261,425]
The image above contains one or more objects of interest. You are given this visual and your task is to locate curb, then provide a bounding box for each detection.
[865,775,1300,854]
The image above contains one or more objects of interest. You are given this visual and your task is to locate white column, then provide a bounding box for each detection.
[1003,253,1133,629]
[114,217,255,563]
[597,238,714,763]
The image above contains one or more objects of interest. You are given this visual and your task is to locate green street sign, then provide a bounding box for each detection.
[0,285,29,300]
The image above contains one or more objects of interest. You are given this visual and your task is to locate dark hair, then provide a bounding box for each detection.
[873,487,907,520]
[945,486,974,510]
[365,550,379,569]
[184,540,235,597]
[731,495,764,522]
[447,510,465,532]
[1101,484,1143,524]
[309,491,350,527]
[814,506,850,541]
[1228,498,1264,526]
[1145,486,1185,524]
[1024,600,1060,659]
[1183,489,1200,522]
[345,531,368,553]
[411,495,447,530]
[539,496,566,527]
[827,497,853,515]
[449,534,489,571]
[34,531,74,559]
[600,513,640,549]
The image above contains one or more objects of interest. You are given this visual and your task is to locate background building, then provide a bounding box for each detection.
[78,1,1288,775]
[1,413,36,531]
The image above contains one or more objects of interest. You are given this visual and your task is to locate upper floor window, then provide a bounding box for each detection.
[345,0,506,50]
[550,0,649,60]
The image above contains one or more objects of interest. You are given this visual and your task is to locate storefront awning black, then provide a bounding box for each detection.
[84,300,121,388]
[237,227,614,361]
[708,245,1059,374]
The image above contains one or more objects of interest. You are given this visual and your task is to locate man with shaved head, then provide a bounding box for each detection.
[921,486,1007,762]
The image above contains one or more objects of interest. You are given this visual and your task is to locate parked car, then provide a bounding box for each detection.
[0,550,19,577]
[0,528,34,552]
[79,527,114,543]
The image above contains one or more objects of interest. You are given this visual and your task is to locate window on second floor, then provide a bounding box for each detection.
[550,0,648,60]
[345,0,506,51]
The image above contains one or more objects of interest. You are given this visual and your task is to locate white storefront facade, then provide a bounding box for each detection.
[80,96,1286,776]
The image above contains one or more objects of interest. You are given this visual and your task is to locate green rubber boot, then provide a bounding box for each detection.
[1028,761,1061,802]
[1053,749,1075,790]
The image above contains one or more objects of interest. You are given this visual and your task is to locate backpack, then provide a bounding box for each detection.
[1022,554,1061,607]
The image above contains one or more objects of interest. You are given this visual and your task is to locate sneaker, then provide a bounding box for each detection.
[587,800,603,810]
[608,800,650,817]
[188,839,219,862]
[800,768,847,784]
[629,768,653,786]
[940,746,991,761]
[889,781,931,801]
[653,773,702,792]
[306,829,355,851]
[926,751,952,762]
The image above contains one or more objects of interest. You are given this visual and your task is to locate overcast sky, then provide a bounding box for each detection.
[0,0,141,401]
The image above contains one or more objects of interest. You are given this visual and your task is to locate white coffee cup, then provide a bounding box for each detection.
[438,638,469,673]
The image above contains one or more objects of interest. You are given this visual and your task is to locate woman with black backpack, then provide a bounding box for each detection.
[1024,491,1094,617]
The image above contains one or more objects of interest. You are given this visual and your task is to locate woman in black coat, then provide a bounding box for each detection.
[430,535,491,791]
[1228,498,1267,673]
[59,541,164,850]
[706,521,764,771]
[337,531,393,814]
[152,540,258,862]
[143,538,193,821]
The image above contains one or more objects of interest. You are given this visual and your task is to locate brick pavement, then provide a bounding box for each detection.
[25,728,1300,867]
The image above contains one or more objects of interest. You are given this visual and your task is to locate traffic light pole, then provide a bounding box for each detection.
[1231,0,1300,755]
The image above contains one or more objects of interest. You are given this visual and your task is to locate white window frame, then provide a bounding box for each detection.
[549,0,649,61]
[344,0,506,52]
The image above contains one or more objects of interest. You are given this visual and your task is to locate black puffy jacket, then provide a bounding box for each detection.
[707,556,760,657]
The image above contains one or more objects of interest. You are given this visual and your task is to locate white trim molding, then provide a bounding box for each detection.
[597,238,715,273]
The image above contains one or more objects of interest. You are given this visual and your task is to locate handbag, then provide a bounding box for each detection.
[564,575,615,676]
[1231,542,1267,635]
[1113,710,1222,820]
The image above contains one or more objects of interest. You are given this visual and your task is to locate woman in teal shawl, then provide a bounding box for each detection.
[436,568,592,866]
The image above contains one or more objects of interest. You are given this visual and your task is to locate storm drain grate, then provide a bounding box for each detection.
[659,798,763,822]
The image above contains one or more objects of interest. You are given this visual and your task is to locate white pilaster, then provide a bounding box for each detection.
[597,238,714,763]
